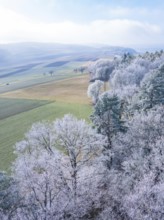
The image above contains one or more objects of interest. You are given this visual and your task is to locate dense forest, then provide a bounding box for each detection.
[0,51,164,220]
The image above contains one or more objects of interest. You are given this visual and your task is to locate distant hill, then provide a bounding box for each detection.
[0,42,136,68]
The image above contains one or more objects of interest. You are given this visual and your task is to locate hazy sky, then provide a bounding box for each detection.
[0,0,164,46]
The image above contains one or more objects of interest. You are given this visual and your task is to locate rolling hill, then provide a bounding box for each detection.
[0,42,136,68]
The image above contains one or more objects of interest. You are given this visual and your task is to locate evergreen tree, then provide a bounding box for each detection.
[138,65,164,111]
[91,92,127,149]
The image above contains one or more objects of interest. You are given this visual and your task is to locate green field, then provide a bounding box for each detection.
[0,98,52,120]
[0,99,92,172]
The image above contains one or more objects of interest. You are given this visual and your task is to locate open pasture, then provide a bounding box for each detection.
[0,75,90,104]
[0,101,92,172]
[0,61,86,94]
[0,98,51,120]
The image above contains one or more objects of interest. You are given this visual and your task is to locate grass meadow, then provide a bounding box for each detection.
[0,98,52,120]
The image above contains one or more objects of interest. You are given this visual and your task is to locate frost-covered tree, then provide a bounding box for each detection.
[99,106,164,220]
[124,154,164,220]
[12,115,106,220]
[89,52,164,219]
[109,51,164,102]
[0,172,20,219]
[87,80,104,104]
[110,58,149,93]
[88,59,117,82]
[91,92,127,150]
[53,115,105,211]
[134,65,164,111]
[121,53,134,64]
[13,122,71,220]
[90,106,164,220]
